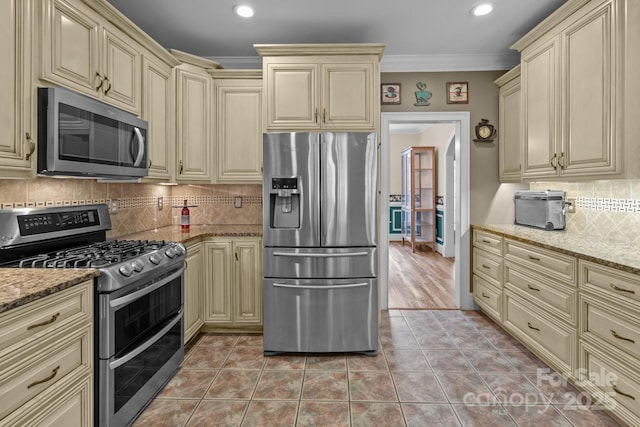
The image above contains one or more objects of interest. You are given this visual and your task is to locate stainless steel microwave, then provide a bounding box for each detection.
[37,86,148,179]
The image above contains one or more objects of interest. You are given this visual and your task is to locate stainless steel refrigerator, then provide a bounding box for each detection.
[263,132,378,355]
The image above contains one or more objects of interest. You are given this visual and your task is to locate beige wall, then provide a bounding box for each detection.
[382,70,526,224]
[388,133,419,196]
[418,123,455,198]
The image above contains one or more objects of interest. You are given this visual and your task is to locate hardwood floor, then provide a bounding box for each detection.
[387,241,455,309]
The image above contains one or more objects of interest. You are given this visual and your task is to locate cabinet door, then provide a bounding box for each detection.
[264,61,319,130]
[521,36,559,179]
[176,67,212,182]
[233,239,262,325]
[43,0,100,96]
[560,1,616,176]
[499,78,522,182]
[184,243,203,343]
[142,55,173,182]
[0,0,35,178]
[203,240,233,323]
[215,80,263,182]
[101,26,140,114]
[321,61,375,130]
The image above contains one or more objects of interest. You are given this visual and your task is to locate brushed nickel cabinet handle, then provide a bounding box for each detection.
[482,239,491,244]
[527,284,540,292]
[613,385,635,400]
[481,264,490,269]
[179,160,184,174]
[27,312,60,330]
[527,255,541,261]
[527,322,540,332]
[235,252,239,261]
[610,284,635,294]
[148,159,152,168]
[95,71,104,90]
[323,108,327,123]
[25,132,36,160]
[314,108,318,123]
[27,365,60,389]
[610,329,635,343]
[481,292,490,299]
[550,153,558,169]
[558,152,565,169]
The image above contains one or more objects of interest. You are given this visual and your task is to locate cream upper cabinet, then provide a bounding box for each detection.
[41,0,141,114]
[495,65,522,183]
[211,70,263,183]
[514,0,640,180]
[255,44,384,132]
[0,0,36,179]
[172,50,220,183]
[203,237,262,330]
[142,54,176,182]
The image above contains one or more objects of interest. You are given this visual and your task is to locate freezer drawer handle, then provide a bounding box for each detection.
[273,282,369,290]
[272,251,368,258]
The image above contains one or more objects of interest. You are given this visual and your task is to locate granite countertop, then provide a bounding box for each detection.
[0,269,99,314]
[473,224,640,275]
[117,224,263,244]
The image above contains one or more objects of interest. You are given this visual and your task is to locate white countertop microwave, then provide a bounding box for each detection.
[37,86,148,180]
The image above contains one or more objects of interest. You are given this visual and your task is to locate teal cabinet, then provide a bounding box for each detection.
[389,205,402,234]
[436,208,444,244]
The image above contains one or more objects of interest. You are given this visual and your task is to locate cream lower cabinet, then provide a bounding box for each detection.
[514,0,640,180]
[211,70,263,183]
[0,0,36,179]
[578,260,640,427]
[472,230,504,322]
[41,0,141,114]
[255,44,384,132]
[495,65,522,183]
[0,281,93,426]
[203,237,262,331]
[183,241,203,344]
[142,53,176,182]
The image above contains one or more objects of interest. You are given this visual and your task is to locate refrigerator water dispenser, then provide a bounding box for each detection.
[269,177,300,228]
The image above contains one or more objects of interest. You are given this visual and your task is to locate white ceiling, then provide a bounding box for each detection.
[106,0,566,71]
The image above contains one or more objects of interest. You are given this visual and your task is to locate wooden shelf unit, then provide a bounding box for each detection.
[401,146,436,252]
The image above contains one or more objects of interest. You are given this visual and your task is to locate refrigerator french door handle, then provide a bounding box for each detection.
[273,282,369,290]
[272,251,368,258]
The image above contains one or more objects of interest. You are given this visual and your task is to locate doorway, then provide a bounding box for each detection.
[379,112,473,310]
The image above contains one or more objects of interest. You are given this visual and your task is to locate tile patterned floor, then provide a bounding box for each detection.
[134,310,624,427]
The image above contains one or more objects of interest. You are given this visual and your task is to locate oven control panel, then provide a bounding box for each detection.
[18,209,101,236]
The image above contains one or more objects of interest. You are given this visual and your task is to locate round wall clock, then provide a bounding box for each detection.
[473,118,497,142]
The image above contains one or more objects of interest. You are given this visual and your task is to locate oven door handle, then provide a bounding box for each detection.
[109,268,183,309]
[110,310,182,370]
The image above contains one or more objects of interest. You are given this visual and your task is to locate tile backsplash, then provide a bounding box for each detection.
[0,178,262,238]
[530,180,640,245]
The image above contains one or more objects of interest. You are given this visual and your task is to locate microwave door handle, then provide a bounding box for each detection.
[132,127,145,167]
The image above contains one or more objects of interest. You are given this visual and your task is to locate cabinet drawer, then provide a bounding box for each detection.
[0,282,92,353]
[581,295,640,359]
[505,262,576,324]
[473,275,501,321]
[472,230,502,255]
[580,260,640,306]
[0,328,91,420]
[472,248,502,285]
[579,341,640,421]
[504,290,575,373]
[505,239,576,285]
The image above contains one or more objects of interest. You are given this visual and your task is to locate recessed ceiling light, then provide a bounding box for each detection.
[233,4,254,18]
[471,3,493,16]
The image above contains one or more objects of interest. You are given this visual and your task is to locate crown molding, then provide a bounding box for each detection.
[208,52,520,72]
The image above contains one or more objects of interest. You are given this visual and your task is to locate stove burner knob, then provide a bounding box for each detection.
[165,247,177,259]
[119,264,133,277]
[174,243,186,256]
[131,260,144,272]
[149,253,162,265]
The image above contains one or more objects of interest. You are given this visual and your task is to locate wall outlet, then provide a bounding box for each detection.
[234,196,243,208]
[110,199,119,214]
[566,198,576,213]
[157,196,163,210]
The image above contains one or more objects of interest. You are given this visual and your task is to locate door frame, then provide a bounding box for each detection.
[379,112,473,310]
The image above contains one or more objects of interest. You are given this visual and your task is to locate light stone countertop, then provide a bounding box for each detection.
[0,269,99,314]
[472,224,640,275]
[116,224,262,244]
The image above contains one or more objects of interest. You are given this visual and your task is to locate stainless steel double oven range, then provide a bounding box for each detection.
[0,204,185,426]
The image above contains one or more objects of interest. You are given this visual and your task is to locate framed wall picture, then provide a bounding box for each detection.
[381,83,401,105]
[446,82,469,104]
